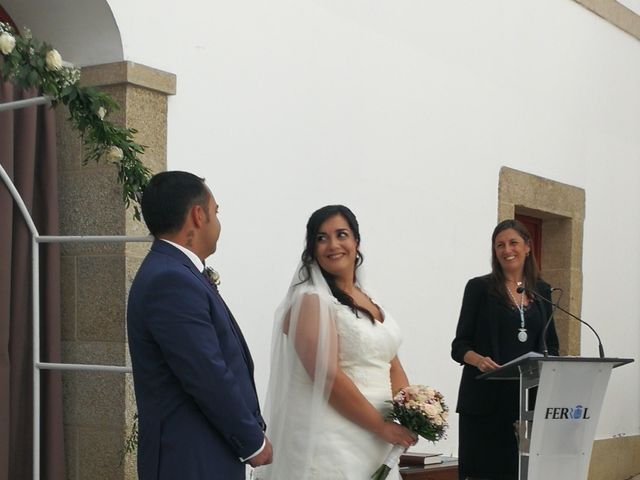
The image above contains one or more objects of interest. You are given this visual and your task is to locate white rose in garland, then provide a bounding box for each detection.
[106,146,124,162]
[0,21,150,220]
[45,49,63,71]
[0,31,15,55]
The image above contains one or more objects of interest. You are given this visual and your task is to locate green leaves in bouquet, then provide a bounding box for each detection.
[387,403,447,442]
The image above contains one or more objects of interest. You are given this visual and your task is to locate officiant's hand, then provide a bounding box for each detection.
[463,351,500,373]
[248,437,273,467]
[475,355,500,373]
[377,422,417,448]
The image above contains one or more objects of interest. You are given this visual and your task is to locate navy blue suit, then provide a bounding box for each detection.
[127,240,265,480]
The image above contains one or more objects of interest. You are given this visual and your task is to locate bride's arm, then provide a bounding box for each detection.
[389,356,409,395]
[328,370,416,448]
[292,293,415,447]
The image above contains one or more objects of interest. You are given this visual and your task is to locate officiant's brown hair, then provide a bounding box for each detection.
[489,219,541,305]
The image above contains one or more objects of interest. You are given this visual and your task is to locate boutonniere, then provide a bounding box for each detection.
[204,266,221,286]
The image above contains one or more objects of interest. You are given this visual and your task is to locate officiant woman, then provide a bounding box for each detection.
[451,219,559,480]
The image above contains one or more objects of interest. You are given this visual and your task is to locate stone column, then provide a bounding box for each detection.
[56,62,175,480]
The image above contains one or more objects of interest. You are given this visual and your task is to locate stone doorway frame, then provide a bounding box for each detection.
[498,166,586,356]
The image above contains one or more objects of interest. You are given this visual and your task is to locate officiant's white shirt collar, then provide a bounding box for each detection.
[160,239,205,272]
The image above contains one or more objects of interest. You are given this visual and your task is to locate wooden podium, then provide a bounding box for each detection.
[400,462,458,480]
[399,459,458,480]
[479,353,634,480]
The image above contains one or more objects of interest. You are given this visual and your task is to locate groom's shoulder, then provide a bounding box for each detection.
[141,241,188,269]
[133,248,194,292]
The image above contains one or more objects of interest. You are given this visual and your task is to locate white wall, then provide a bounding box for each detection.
[106,0,640,455]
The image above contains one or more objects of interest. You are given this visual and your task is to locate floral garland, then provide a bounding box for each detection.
[0,22,150,220]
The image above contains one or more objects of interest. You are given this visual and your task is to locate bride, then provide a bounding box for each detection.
[255,205,416,480]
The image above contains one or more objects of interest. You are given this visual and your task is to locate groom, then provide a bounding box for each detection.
[127,171,272,480]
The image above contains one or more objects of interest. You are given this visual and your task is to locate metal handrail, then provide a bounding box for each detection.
[0,96,50,112]
[37,362,132,373]
[37,235,152,243]
[1,148,149,479]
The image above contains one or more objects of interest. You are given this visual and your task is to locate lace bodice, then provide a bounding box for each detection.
[332,300,402,396]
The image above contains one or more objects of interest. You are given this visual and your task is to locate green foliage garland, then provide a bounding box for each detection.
[0,22,150,220]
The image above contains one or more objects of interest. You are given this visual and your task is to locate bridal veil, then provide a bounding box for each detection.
[254,262,340,480]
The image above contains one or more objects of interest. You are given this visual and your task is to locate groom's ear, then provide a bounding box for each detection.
[190,204,205,229]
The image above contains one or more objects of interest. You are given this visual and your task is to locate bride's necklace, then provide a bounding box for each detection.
[506,281,528,343]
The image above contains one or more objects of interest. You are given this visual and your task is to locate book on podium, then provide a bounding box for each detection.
[400,452,443,466]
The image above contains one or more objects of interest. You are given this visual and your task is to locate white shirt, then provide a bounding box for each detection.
[160,238,204,272]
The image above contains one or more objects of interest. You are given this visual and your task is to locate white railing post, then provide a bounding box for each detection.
[32,236,40,480]
[2,140,150,479]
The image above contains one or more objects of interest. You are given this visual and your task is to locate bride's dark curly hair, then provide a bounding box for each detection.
[299,205,374,322]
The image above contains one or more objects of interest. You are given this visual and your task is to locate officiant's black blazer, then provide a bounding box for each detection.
[451,275,559,415]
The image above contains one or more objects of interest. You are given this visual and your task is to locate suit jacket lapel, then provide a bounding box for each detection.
[218,298,256,377]
[191,264,256,381]
[151,240,255,375]
[208,288,259,398]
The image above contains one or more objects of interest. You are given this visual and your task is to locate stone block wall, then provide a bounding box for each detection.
[56,62,175,480]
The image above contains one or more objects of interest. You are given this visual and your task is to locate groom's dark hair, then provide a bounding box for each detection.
[141,171,209,236]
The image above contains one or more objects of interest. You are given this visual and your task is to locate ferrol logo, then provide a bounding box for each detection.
[544,404,590,420]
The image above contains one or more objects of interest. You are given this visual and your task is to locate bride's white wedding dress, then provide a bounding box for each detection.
[256,282,403,480]
[304,300,403,479]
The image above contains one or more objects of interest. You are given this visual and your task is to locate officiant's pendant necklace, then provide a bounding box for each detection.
[507,281,528,343]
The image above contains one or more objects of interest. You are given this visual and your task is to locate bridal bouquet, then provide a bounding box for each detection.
[371,385,449,480]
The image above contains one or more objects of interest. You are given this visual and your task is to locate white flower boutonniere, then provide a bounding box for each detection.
[204,266,221,286]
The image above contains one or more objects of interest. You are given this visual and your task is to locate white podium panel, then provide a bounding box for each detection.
[527,361,613,480]
[479,355,633,480]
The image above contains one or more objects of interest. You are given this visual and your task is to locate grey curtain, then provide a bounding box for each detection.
[0,82,65,480]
